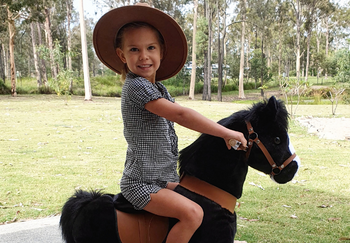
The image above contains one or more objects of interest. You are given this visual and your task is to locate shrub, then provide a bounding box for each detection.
[222,83,238,92]
[0,80,11,94]
[342,89,350,104]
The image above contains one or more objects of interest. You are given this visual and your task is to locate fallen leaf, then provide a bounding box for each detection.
[32,208,43,211]
[239,217,259,222]
[339,237,350,241]
[328,218,341,221]
[317,205,333,208]
[249,182,265,190]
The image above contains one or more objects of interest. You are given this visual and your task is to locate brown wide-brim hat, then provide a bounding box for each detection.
[93,4,188,81]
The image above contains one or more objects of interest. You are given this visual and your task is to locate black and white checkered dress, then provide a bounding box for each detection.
[120,72,179,210]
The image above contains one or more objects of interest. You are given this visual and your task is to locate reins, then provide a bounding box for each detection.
[245,121,296,176]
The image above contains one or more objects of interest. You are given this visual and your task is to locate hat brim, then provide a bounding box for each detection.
[93,5,188,81]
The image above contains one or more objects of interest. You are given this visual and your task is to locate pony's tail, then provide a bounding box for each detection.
[59,190,105,243]
[59,190,118,243]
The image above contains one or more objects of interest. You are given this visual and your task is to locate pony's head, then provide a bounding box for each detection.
[179,96,299,198]
[243,96,300,184]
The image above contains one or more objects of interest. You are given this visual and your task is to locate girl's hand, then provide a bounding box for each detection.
[224,131,247,151]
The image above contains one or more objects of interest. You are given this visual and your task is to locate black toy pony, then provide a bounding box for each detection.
[60,96,300,243]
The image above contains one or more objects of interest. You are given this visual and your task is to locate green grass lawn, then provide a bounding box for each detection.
[0,94,349,242]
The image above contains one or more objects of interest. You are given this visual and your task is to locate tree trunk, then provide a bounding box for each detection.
[44,8,58,79]
[36,23,48,86]
[267,48,271,68]
[223,9,227,86]
[305,27,311,83]
[295,0,301,82]
[0,44,5,83]
[278,29,282,77]
[189,0,198,100]
[2,44,8,82]
[207,1,212,101]
[324,19,329,80]
[224,35,227,86]
[78,0,92,101]
[260,38,264,97]
[30,22,42,88]
[316,30,320,83]
[254,27,258,89]
[217,0,222,102]
[202,49,208,100]
[67,0,73,92]
[238,0,246,99]
[7,7,17,96]
[305,2,318,83]
[202,0,208,100]
[246,33,250,82]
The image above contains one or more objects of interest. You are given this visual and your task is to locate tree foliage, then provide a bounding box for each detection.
[0,0,349,97]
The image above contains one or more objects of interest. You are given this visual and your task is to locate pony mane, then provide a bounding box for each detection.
[244,98,289,132]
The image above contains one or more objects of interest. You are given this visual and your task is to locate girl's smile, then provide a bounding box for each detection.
[116,27,163,83]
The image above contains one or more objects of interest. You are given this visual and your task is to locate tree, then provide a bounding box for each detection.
[238,0,246,99]
[1,0,45,96]
[274,1,290,77]
[205,0,213,101]
[216,0,222,101]
[78,0,92,101]
[67,0,73,92]
[303,0,329,83]
[249,0,275,96]
[30,22,41,87]
[6,5,17,96]
[249,49,272,88]
[289,0,304,82]
[44,7,58,80]
[189,0,198,100]
[0,44,5,83]
[36,22,48,86]
[334,48,350,83]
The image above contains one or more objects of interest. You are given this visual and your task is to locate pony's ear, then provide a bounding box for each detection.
[267,96,279,116]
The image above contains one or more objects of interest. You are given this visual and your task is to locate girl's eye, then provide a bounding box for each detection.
[148,46,155,50]
[130,48,138,52]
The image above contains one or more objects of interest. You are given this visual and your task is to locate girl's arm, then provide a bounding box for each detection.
[144,98,247,150]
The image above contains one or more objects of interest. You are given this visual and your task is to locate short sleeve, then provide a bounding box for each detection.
[124,75,162,109]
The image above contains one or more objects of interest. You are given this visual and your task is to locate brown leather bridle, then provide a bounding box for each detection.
[245,121,297,176]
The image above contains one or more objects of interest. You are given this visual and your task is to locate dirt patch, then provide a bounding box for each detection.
[296,117,350,141]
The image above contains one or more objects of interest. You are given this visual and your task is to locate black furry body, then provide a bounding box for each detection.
[60,97,299,243]
[172,186,237,243]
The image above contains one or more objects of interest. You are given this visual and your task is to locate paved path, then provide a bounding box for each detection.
[0,216,63,243]
[0,216,248,243]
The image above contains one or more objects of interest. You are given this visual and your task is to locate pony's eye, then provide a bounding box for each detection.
[274,137,281,145]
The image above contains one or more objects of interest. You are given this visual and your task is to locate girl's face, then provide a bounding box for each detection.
[116,27,163,83]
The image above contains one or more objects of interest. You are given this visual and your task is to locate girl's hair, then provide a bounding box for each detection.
[115,22,165,81]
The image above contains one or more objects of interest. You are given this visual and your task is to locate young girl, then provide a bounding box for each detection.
[93,4,247,243]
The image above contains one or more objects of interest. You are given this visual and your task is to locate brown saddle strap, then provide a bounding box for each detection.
[180,175,237,214]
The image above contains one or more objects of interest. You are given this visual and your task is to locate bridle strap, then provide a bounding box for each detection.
[245,121,296,176]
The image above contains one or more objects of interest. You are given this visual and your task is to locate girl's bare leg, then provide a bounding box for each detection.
[143,188,203,243]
